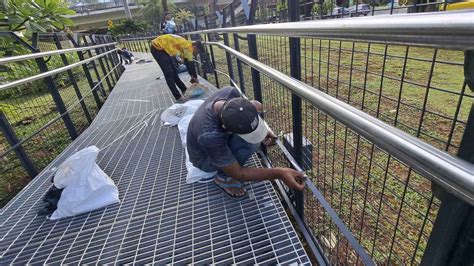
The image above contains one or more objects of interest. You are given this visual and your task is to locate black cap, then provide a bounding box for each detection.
[221,98,258,134]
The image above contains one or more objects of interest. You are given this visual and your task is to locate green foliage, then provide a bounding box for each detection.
[174,8,194,26]
[138,0,162,31]
[109,19,148,37]
[137,0,177,31]
[0,0,75,32]
[276,1,288,12]
[313,0,336,15]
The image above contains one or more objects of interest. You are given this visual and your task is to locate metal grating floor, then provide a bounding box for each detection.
[0,53,310,264]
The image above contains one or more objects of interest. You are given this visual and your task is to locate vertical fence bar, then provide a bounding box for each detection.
[94,35,116,86]
[247,0,262,102]
[204,15,220,88]
[68,35,102,108]
[0,112,38,177]
[421,53,474,265]
[230,2,246,94]
[288,0,304,217]
[90,34,113,93]
[82,35,107,98]
[222,9,235,86]
[138,34,145,52]
[53,34,93,125]
[107,35,124,76]
[31,33,78,140]
[99,36,120,81]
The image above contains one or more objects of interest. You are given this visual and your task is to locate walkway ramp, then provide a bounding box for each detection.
[0,53,310,264]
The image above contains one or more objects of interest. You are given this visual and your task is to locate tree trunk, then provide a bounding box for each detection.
[162,0,168,12]
[123,0,132,18]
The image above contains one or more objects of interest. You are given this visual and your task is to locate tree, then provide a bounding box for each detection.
[138,0,163,31]
[174,8,195,29]
[162,0,168,12]
[313,0,336,16]
[0,0,75,32]
[108,19,148,37]
[138,0,176,31]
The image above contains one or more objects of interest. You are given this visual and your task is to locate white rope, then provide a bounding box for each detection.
[98,108,161,152]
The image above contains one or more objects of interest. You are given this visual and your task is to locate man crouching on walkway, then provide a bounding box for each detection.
[187,87,306,198]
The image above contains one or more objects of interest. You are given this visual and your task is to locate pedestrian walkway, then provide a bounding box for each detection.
[0,53,310,264]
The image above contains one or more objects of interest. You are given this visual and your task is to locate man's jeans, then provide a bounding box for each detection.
[198,135,260,178]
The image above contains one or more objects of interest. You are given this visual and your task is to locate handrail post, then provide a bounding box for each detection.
[32,33,78,140]
[94,35,117,86]
[81,35,107,98]
[204,15,220,88]
[230,2,246,94]
[89,34,113,93]
[98,35,120,81]
[222,9,235,86]
[107,35,124,76]
[0,112,38,177]
[288,0,304,217]
[68,34,103,108]
[53,34,92,125]
[421,53,474,265]
[247,0,262,102]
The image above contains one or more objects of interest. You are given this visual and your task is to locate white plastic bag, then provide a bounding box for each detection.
[50,146,119,220]
[160,100,204,127]
[177,114,216,183]
[162,99,215,183]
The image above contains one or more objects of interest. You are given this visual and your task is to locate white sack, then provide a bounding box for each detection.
[161,99,215,183]
[160,100,204,127]
[50,146,119,220]
[178,114,216,183]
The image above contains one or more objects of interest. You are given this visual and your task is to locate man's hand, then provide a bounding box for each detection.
[262,131,277,147]
[278,168,306,191]
[190,76,199,84]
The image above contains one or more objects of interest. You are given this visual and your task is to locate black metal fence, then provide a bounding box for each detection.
[0,32,123,207]
[120,1,473,264]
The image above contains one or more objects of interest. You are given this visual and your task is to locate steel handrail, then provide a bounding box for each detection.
[187,11,474,50]
[0,48,118,91]
[0,42,117,65]
[205,41,474,205]
[0,61,122,159]
[119,36,155,41]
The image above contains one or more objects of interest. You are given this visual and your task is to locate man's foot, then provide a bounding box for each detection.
[175,97,186,103]
[214,175,247,199]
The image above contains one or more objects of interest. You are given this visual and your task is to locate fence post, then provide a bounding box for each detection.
[94,35,117,86]
[247,0,262,102]
[230,2,246,94]
[53,34,93,125]
[222,9,235,86]
[0,112,38,177]
[204,15,220,88]
[32,33,78,140]
[89,34,113,93]
[107,35,124,76]
[421,54,474,265]
[68,35,103,108]
[98,35,120,82]
[288,0,304,217]
[81,35,107,98]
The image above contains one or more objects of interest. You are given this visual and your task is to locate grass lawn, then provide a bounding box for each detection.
[190,34,472,264]
[0,64,112,207]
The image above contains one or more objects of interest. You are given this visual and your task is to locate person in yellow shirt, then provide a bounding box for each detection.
[150,34,204,102]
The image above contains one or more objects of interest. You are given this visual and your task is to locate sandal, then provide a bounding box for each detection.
[213,176,247,199]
